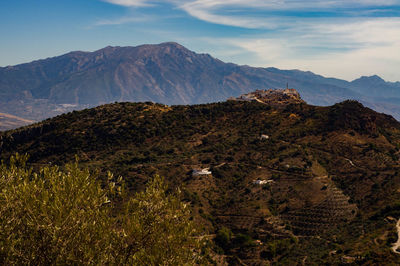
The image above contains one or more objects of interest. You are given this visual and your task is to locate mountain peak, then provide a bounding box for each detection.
[159,42,185,48]
[352,75,385,83]
[148,42,194,55]
[101,45,120,50]
[90,42,188,56]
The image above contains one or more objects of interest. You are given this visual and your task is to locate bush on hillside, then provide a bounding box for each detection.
[0,154,205,265]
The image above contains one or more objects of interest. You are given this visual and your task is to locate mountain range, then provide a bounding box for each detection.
[1,42,400,130]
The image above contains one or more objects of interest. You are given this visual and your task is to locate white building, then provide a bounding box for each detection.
[239,95,256,102]
[192,168,212,176]
[253,179,274,185]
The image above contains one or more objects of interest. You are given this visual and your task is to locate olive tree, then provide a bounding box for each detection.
[0,154,205,265]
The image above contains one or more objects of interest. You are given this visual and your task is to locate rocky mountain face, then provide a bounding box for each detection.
[1,98,400,264]
[1,42,400,130]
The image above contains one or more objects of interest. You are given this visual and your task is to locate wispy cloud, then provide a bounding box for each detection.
[178,0,400,29]
[178,5,282,29]
[101,0,400,29]
[210,17,400,80]
[99,0,400,80]
[94,15,154,26]
[101,0,153,7]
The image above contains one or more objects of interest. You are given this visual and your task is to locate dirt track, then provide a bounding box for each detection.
[392,219,400,254]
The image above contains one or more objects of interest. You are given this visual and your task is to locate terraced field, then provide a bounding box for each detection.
[281,183,357,236]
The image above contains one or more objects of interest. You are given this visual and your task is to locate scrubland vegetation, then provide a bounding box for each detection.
[0,154,206,265]
[2,100,400,263]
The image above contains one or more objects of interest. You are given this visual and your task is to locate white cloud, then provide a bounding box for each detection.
[178,4,281,29]
[99,0,400,80]
[104,0,400,10]
[101,0,400,30]
[102,0,152,7]
[213,17,400,81]
[181,0,399,9]
[177,0,400,29]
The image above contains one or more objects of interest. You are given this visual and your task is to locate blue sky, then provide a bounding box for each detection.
[1,0,400,81]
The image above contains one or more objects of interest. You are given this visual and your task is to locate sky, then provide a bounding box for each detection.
[1,0,400,81]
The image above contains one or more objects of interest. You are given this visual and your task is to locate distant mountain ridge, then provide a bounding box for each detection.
[1,42,400,130]
[0,112,34,131]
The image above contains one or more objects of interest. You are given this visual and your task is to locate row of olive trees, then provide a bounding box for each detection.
[0,154,206,265]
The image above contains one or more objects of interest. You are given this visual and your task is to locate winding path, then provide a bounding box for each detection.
[392,219,400,254]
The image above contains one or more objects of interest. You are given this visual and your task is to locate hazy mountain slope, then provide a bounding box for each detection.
[0,112,34,131]
[351,75,400,97]
[1,97,400,263]
[0,43,244,105]
[1,42,400,131]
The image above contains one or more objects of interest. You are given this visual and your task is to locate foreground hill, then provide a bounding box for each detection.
[1,42,400,131]
[2,92,400,264]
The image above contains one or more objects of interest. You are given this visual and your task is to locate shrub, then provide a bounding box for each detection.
[0,154,205,265]
[233,233,254,247]
[215,227,233,250]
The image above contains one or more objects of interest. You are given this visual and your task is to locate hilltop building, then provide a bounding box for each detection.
[229,88,304,106]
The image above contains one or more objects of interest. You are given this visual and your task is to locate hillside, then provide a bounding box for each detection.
[2,93,400,264]
[1,42,400,132]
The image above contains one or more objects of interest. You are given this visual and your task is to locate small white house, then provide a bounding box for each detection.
[253,179,274,185]
[239,95,256,102]
[192,168,212,176]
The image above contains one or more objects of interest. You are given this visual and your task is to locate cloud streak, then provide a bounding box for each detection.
[178,0,400,29]
[99,0,400,81]
[102,0,152,7]
[102,0,400,29]
[212,17,400,80]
